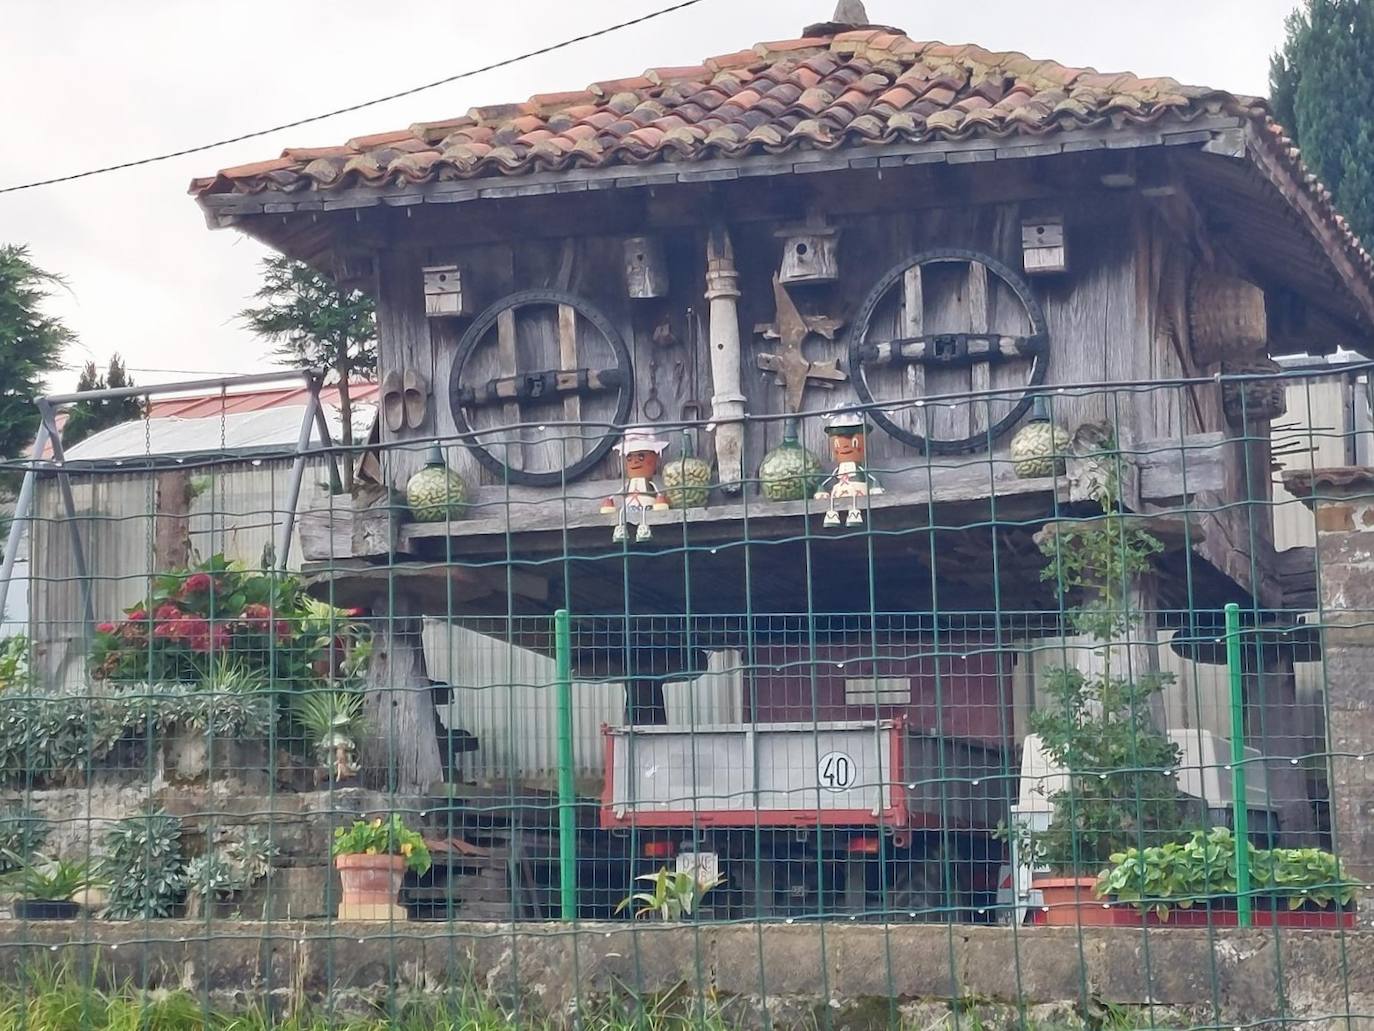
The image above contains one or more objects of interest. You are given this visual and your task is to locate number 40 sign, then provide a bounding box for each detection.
[817,750,857,792]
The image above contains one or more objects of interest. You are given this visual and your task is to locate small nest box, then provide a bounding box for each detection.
[624,236,669,298]
[776,215,840,284]
[423,265,469,317]
[1021,217,1067,275]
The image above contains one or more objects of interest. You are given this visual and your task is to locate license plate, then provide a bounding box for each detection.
[675,851,720,888]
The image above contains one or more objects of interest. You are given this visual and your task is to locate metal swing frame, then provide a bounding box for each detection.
[0,369,340,642]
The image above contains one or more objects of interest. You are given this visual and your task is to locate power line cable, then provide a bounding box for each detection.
[0,0,709,196]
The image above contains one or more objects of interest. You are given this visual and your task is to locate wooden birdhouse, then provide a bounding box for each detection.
[777,215,840,284]
[1021,218,1067,275]
[422,265,468,317]
[624,236,669,298]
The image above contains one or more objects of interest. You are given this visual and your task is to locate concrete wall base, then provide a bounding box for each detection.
[1,921,1370,1030]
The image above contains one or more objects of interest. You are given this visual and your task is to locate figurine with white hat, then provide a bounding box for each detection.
[815,403,884,527]
[600,427,671,541]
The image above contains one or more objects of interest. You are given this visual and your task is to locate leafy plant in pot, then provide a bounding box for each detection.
[1023,460,1187,925]
[1095,827,1360,927]
[332,816,431,917]
[1,851,107,920]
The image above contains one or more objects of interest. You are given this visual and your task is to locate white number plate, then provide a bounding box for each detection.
[675,851,720,887]
[818,750,858,791]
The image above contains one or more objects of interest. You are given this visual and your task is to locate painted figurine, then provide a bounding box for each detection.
[600,428,671,541]
[815,405,884,527]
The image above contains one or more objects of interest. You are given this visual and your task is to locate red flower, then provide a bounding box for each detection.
[190,623,230,654]
[179,572,214,596]
[275,620,292,642]
[127,609,148,622]
[154,603,183,621]
[97,622,116,635]
[118,620,147,641]
[241,603,272,632]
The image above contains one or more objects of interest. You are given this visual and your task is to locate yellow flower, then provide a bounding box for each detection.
[371,818,382,829]
[400,842,413,857]
[365,847,377,855]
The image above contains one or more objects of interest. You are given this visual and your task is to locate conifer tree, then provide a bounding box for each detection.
[1271,0,1374,247]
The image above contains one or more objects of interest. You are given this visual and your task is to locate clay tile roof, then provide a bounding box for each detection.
[189,24,1372,296]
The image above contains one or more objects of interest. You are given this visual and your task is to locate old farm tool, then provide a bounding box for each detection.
[847,250,1048,455]
[449,289,633,487]
[755,275,847,414]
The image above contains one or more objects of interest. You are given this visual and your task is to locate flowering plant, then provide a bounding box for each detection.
[331,815,431,875]
[88,554,363,689]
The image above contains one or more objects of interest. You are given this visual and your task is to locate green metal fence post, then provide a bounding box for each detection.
[1224,601,1251,928]
[555,608,577,922]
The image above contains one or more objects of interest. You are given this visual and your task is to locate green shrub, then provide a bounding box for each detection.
[0,808,48,870]
[1096,826,1360,918]
[100,811,187,919]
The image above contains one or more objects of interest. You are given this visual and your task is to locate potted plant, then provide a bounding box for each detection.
[332,815,431,916]
[1023,460,1187,925]
[2,851,107,920]
[1096,827,1359,928]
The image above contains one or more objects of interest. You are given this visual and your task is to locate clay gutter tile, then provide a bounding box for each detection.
[390,150,443,179]
[647,64,711,85]
[467,102,526,124]
[704,49,760,73]
[345,129,415,150]
[527,90,596,112]
[217,156,297,179]
[589,75,654,98]
[408,117,476,144]
[302,156,346,185]
[280,145,352,161]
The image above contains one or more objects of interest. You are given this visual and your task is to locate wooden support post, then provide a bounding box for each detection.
[902,265,925,437]
[361,596,443,794]
[706,226,747,495]
[967,261,990,439]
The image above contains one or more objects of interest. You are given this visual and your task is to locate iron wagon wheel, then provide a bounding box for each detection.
[449,289,634,488]
[886,834,967,922]
[847,249,1049,455]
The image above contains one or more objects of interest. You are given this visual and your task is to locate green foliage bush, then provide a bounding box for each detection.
[0,682,272,788]
[1025,457,1187,871]
[1096,826,1360,918]
[100,811,187,920]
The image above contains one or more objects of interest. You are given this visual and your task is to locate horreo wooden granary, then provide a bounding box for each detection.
[192,3,1374,920]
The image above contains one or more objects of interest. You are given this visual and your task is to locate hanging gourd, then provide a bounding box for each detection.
[1009,395,1070,478]
[758,418,824,502]
[406,443,469,522]
[661,432,713,509]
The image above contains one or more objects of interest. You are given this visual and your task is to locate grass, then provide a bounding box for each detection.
[0,967,1177,1031]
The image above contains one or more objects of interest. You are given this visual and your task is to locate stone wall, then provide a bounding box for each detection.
[0,921,1369,1030]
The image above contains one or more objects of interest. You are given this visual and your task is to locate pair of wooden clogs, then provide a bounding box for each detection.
[381,369,429,432]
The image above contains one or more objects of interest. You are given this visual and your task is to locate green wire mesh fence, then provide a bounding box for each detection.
[0,362,1369,1029]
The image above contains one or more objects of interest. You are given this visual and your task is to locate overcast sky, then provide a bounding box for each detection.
[2,0,1297,394]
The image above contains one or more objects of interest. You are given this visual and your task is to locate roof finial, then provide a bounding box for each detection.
[832,0,869,24]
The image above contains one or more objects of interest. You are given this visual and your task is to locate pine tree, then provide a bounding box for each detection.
[62,354,143,447]
[1270,0,1374,248]
[239,257,377,491]
[0,245,72,463]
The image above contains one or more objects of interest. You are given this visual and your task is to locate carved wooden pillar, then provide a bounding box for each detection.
[361,594,443,794]
[705,226,746,495]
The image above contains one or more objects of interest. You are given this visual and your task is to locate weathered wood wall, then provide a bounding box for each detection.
[372,185,1168,505]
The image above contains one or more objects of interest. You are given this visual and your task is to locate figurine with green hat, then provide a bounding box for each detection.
[815,403,883,527]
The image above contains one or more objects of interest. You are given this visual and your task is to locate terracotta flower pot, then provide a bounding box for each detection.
[335,854,407,907]
[1034,876,1116,927]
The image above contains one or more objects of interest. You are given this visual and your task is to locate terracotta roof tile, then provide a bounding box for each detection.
[189,25,1372,303]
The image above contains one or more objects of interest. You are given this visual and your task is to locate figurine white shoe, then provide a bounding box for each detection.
[612,523,627,542]
[636,522,653,542]
[823,510,841,528]
[846,509,863,526]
